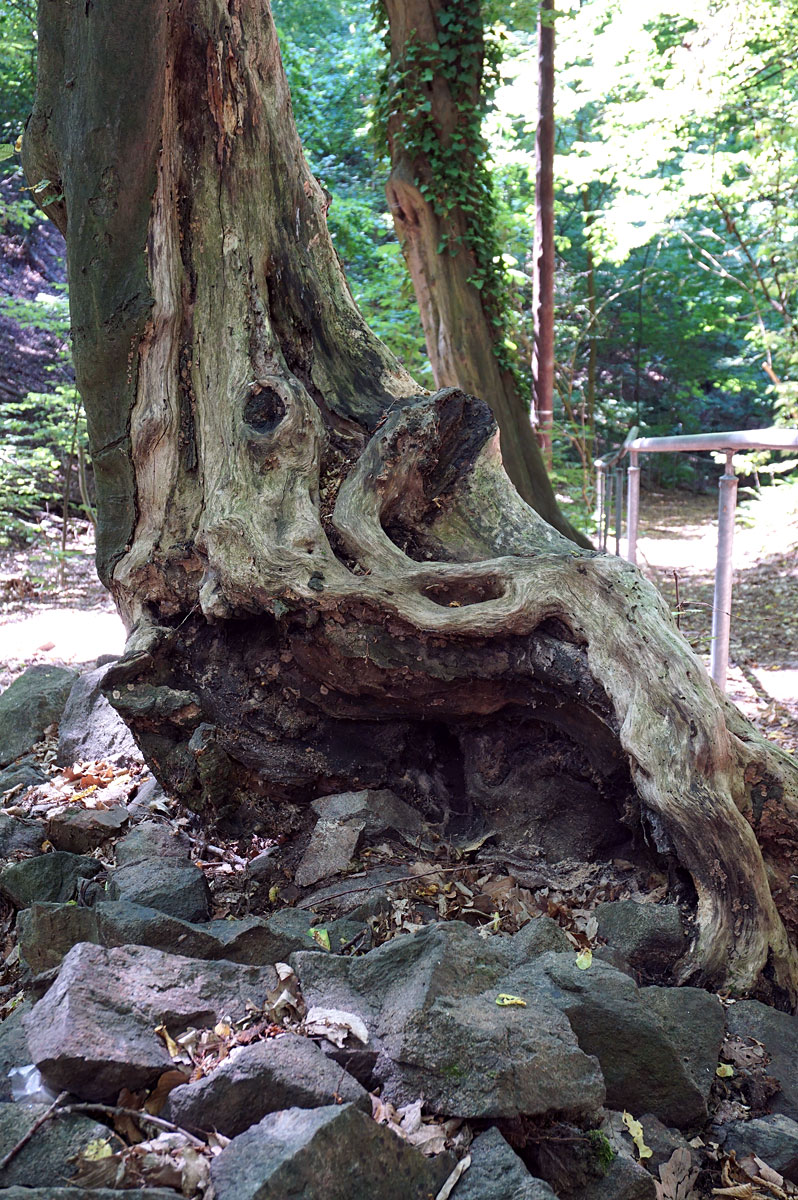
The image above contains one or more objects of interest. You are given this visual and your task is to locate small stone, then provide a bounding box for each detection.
[165,1034,370,1136]
[449,1127,558,1198]
[0,1100,109,1188]
[577,1155,657,1199]
[114,819,192,866]
[725,1000,798,1122]
[594,901,687,978]
[0,810,46,858]
[0,851,101,908]
[0,757,47,797]
[295,817,364,887]
[46,805,129,854]
[126,774,168,820]
[721,1113,798,1183]
[210,1103,454,1200]
[108,859,210,922]
[311,789,422,841]
[507,916,572,959]
[0,997,33,1101]
[0,665,79,767]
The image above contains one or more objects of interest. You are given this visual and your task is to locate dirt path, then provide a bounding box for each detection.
[0,487,796,753]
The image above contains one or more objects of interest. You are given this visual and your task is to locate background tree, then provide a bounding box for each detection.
[373,0,589,544]
[531,0,555,465]
[22,0,798,1003]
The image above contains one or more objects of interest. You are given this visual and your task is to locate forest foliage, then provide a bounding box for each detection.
[1,0,797,541]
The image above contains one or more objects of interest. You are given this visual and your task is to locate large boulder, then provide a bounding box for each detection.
[725,1000,798,1122]
[0,1101,109,1188]
[24,942,278,1100]
[502,952,724,1131]
[57,661,141,767]
[46,805,129,854]
[295,789,423,887]
[0,851,101,908]
[107,858,211,922]
[0,811,45,858]
[0,665,78,766]
[164,1034,369,1136]
[209,1104,454,1200]
[293,922,604,1120]
[0,758,47,798]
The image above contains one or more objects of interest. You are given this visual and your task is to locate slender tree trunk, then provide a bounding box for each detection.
[380,0,589,547]
[23,0,798,1004]
[582,187,597,465]
[532,0,556,467]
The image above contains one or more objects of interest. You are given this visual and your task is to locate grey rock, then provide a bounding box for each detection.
[0,666,79,767]
[642,986,725,1112]
[246,849,279,885]
[503,952,723,1131]
[725,1000,798,1122]
[302,865,409,915]
[721,1114,798,1182]
[0,999,33,1101]
[114,819,192,866]
[602,1110,689,1175]
[126,775,167,820]
[0,759,47,797]
[57,662,141,767]
[574,1155,657,1200]
[17,900,344,976]
[24,941,277,1100]
[295,817,363,887]
[108,859,210,922]
[594,901,687,978]
[46,805,129,854]
[210,1103,454,1200]
[165,1033,369,1136]
[383,988,605,1119]
[453,1128,557,1198]
[0,852,101,908]
[296,790,423,889]
[295,923,604,1119]
[506,916,572,960]
[0,1100,108,1188]
[0,812,45,858]
[311,789,422,840]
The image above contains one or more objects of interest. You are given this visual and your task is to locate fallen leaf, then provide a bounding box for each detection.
[717,1063,735,1078]
[308,927,331,951]
[576,948,593,970]
[495,993,527,1007]
[623,1111,653,1160]
[304,1006,369,1048]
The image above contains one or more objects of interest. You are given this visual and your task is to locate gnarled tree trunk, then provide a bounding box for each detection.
[24,0,798,1004]
[379,0,588,546]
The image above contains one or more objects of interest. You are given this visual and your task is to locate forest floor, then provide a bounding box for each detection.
[0,482,796,753]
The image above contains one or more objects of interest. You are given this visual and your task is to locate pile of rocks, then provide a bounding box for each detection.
[0,663,796,1199]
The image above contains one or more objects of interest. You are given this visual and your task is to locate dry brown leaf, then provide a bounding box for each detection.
[657,1147,700,1200]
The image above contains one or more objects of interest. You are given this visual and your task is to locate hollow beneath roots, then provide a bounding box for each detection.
[107,612,665,889]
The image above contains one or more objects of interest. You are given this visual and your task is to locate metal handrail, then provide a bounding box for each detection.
[623,426,798,690]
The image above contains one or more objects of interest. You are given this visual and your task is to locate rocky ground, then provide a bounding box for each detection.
[0,632,796,1197]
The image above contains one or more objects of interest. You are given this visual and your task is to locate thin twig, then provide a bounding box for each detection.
[673,570,682,629]
[0,1096,207,1172]
[0,1090,69,1170]
[296,863,478,909]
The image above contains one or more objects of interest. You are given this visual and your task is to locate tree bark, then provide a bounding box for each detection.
[379,0,588,547]
[23,0,798,1004]
[532,0,556,468]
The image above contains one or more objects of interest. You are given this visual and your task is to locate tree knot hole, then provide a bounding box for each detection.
[244,384,287,434]
[423,575,505,607]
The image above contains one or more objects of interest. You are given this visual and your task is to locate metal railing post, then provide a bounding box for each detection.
[626,449,640,564]
[596,464,606,550]
[614,465,623,556]
[710,450,738,690]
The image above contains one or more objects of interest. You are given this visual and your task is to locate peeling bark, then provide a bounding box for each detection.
[24,0,798,1003]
